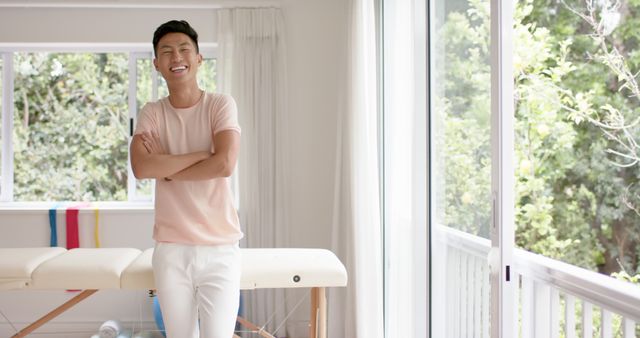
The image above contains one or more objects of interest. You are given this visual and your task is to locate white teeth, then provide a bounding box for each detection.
[170,66,187,72]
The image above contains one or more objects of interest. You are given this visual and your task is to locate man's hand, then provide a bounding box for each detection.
[141,131,167,155]
[139,131,174,181]
[130,130,217,180]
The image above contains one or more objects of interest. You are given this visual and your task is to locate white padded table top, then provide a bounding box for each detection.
[0,247,66,290]
[240,248,348,289]
[120,248,154,289]
[0,247,348,291]
[31,248,142,290]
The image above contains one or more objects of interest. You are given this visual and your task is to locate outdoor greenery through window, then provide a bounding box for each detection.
[437,0,639,285]
[431,0,493,335]
[433,0,639,335]
[514,1,640,334]
[433,0,492,240]
[13,52,129,202]
[514,0,639,286]
[1,50,217,203]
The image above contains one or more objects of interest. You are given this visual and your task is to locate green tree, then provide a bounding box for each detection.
[437,0,640,279]
[13,53,129,201]
[435,0,492,238]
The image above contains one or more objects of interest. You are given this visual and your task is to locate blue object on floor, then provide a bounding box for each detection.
[153,297,166,337]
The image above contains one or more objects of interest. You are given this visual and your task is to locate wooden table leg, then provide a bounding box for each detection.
[236,316,276,338]
[11,289,98,338]
[309,287,327,338]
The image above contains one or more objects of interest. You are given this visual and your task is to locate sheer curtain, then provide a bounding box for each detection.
[216,7,292,335]
[329,0,384,336]
[381,0,428,337]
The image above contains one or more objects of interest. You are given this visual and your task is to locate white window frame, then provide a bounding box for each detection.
[489,0,516,337]
[1,52,14,202]
[422,0,516,336]
[0,43,218,204]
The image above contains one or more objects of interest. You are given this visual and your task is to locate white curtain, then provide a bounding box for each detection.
[382,0,428,337]
[329,0,384,337]
[216,7,292,335]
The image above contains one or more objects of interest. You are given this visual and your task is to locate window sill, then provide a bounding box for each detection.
[0,201,154,214]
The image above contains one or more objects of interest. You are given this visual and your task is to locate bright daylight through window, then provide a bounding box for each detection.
[431,0,492,335]
[431,0,639,336]
[0,51,217,203]
[514,1,639,334]
[12,52,129,202]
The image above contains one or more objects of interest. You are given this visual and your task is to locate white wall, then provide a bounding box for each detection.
[0,7,217,44]
[0,1,347,337]
[283,0,347,250]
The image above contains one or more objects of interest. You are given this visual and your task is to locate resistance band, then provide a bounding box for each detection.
[94,208,101,248]
[48,207,58,247]
[65,207,80,249]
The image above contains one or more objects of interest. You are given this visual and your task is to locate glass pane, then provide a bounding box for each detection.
[514,1,640,285]
[137,58,152,108]
[135,58,153,198]
[433,1,492,239]
[158,71,169,99]
[198,59,217,93]
[431,0,492,336]
[13,52,129,201]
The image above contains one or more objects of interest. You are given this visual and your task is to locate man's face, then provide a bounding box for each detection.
[153,32,202,85]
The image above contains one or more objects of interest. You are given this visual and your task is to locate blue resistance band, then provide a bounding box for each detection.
[48,203,61,247]
[48,208,57,247]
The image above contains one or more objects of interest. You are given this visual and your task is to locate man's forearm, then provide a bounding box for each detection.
[135,151,211,179]
[167,152,234,181]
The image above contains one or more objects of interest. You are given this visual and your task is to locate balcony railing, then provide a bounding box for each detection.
[432,225,640,338]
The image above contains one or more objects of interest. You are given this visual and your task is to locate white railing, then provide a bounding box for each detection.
[433,225,640,338]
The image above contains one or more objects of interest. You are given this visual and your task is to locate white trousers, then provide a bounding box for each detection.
[152,242,241,338]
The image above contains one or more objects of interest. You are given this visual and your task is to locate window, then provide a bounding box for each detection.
[430,0,493,335]
[514,2,640,335]
[0,46,218,203]
[423,0,639,336]
[12,52,129,202]
[514,0,640,283]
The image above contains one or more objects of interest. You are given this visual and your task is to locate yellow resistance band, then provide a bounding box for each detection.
[94,209,101,248]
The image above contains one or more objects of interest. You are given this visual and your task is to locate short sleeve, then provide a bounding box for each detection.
[212,94,241,135]
[134,103,158,136]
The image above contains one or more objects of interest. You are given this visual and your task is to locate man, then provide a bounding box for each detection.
[130,20,242,338]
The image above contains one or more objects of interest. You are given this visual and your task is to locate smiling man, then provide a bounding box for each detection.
[130,20,242,338]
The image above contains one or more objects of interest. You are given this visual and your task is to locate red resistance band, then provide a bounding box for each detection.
[66,208,80,249]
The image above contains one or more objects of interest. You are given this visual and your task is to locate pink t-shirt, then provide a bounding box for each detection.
[134,92,243,245]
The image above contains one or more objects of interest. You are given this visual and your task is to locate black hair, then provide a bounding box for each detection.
[152,20,199,57]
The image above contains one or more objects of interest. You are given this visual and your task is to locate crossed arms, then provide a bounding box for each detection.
[130,130,240,181]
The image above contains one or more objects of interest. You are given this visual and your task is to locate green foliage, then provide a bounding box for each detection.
[437,0,640,281]
[13,53,129,201]
[8,53,218,202]
[612,270,640,284]
[434,0,492,238]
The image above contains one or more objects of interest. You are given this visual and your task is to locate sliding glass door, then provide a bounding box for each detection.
[381,0,515,335]
[429,0,515,336]
[430,0,493,335]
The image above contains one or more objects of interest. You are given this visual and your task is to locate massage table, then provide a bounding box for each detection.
[0,247,347,338]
